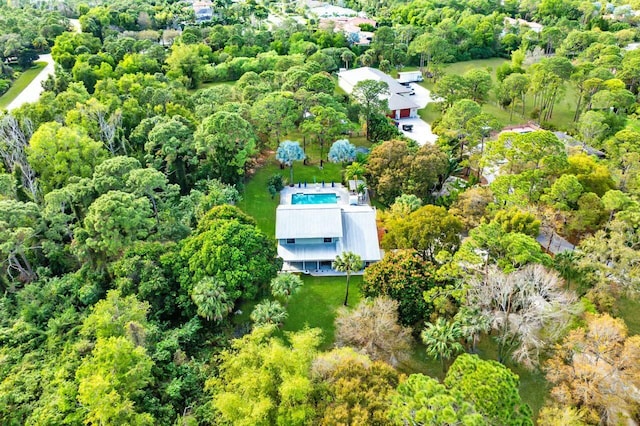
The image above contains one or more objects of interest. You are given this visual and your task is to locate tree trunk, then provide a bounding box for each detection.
[289,165,294,185]
[343,273,351,306]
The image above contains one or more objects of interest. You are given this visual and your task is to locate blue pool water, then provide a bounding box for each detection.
[291,193,338,205]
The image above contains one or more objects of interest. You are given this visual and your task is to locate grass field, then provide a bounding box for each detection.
[402,58,579,131]
[0,61,47,110]
[282,275,363,349]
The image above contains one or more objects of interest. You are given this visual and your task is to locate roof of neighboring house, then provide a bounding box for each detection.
[388,93,420,111]
[338,67,411,95]
[275,205,343,239]
[504,17,543,32]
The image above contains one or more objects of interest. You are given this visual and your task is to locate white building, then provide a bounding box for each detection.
[275,186,381,274]
[338,67,419,119]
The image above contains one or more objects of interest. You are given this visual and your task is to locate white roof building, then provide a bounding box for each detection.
[276,186,381,274]
[338,67,419,119]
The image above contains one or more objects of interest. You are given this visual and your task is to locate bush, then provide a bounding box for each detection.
[0,79,10,95]
[267,174,284,192]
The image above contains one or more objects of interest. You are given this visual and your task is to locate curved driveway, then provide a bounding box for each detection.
[6,19,80,111]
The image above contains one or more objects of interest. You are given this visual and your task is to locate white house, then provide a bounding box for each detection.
[338,67,418,119]
[275,187,381,273]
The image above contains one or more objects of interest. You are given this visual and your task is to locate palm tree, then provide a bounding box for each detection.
[270,273,304,306]
[333,251,363,306]
[421,318,464,372]
[191,277,233,322]
[250,300,288,326]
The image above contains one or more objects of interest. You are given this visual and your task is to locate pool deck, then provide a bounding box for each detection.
[280,184,353,206]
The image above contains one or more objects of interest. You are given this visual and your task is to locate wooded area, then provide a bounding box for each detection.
[1,0,640,424]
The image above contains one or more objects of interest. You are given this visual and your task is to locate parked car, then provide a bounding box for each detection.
[402,124,413,131]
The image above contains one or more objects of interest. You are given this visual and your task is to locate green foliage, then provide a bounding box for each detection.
[362,250,436,326]
[27,122,107,194]
[181,206,281,302]
[383,205,463,263]
[194,111,257,185]
[209,326,321,426]
[191,277,232,322]
[250,300,288,326]
[76,336,155,425]
[445,354,533,425]
[390,374,484,425]
[75,190,155,262]
[81,289,149,341]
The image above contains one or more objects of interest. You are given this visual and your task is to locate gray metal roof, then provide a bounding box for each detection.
[278,241,339,262]
[341,209,382,261]
[339,67,411,95]
[275,205,343,239]
[388,93,420,111]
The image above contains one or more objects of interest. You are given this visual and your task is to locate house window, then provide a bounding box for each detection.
[286,238,295,244]
[324,237,332,243]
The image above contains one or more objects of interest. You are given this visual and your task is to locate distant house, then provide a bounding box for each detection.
[275,187,381,273]
[320,16,376,46]
[503,17,544,34]
[338,67,418,119]
[193,1,213,22]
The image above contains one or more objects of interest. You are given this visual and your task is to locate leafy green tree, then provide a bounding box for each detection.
[165,42,210,89]
[270,273,304,305]
[444,354,533,425]
[463,69,492,104]
[351,79,389,141]
[455,221,551,273]
[76,336,155,425]
[502,73,530,120]
[275,140,305,185]
[250,92,298,145]
[194,111,257,184]
[209,326,321,426]
[81,290,150,342]
[250,300,288,326]
[382,205,463,263]
[27,122,107,193]
[145,115,196,192]
[75,190,155,263]
[300,105,350,159]
[422,318,464,372]
[434,74,469,109]
[362,250,435,326]
[180,206,281,302]
[541,174,584,211]
[191,277,233,322]
[390,374,484,425]
[333,251,363,306]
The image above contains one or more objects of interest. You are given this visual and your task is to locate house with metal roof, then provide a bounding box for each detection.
[338,67,419,119]
[275,186,382,274]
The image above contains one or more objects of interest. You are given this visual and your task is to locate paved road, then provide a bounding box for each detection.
[6,54,55,111]
[6,19,80,111]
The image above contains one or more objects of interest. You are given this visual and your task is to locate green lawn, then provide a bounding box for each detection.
[409,58,578,131]
[0,61,47,110]
[283,275,363,349]
[616,296,640,336]
[238,135,369,236]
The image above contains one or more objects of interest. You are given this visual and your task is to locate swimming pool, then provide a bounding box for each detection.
[291,193,338,205]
